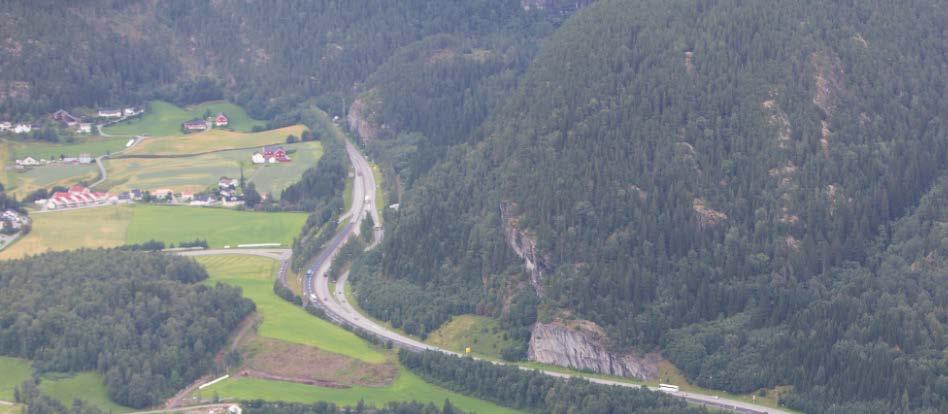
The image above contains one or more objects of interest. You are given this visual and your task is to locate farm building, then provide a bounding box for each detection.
[1,210,29,230]
[218,176,239,189]
[183,119,209,131]
[260,146,291,163]
[16,157,40,167]
[180,191,195,201]
[78,153,93,164]
[51,109,81,126]
[123,107,137,116]
[13,124,31,134]
[251,152,266,164]
[152,188,174,199]
[77,123,93,134]
[45,186,111,209]
[215,113,229,127]
[0,122,10,132]
[98,108,123,118]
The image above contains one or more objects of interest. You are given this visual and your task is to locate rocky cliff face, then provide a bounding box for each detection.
[347,93,387,142]
[499,201,553,296]
[528,320,660,380]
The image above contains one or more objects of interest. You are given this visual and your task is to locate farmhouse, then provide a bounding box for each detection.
[45,185,111,209]
[13,124,31,134]
[1,210,28,230]
[16,157,40,167]
[98,108,123,118]
[190,194,213,206]
[51,109,81,126]
[262,146,291,163]
[215,113,229,127]
[123,107,137,116]
[180,191,194,201]
[0,122,10,132]
[218,176,239,189]
[152,188,174,199]
[251,152,266,164]
[183,118,209,132]
[77,123,93,134]
[78,153,93,164]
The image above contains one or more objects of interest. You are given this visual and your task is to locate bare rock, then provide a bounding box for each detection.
[528,320,660,380]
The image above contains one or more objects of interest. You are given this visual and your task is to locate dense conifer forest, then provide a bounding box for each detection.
[0,250,254,408]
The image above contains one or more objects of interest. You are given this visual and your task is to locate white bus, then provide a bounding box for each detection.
[658,384,680,393]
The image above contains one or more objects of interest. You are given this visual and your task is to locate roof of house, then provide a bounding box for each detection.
[183,119,207,126]
[68,185,89,194]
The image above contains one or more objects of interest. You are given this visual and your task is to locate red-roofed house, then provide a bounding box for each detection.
[215,113,229,127]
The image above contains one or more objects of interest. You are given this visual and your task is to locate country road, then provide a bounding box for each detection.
[299,128,796,414]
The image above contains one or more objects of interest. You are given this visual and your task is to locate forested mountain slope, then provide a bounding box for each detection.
[0,0,552,119]
[368,0,948,412]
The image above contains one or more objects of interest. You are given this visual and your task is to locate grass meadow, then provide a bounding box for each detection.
[103,141,321,196]
[123,125,306,156]
[103,101,267,137]
[0,356,31,400]
[195,255,385,363]
[39,372,132,413]
[0,204,305,259]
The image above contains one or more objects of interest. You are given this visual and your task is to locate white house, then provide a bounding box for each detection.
[179,191,194,201]
[16,157,39,166]
[152,188,173,199]
[13,124,31,134]
[78,153,93,164]
[251,152,266,164]
[98,108,122,118]
[123,107,136,116]
[227,405,242,414]
[0,122,11,132]
[218,177,239,189]
[77,123,93,134]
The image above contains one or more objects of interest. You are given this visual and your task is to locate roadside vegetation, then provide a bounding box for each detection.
[38,372,132,413]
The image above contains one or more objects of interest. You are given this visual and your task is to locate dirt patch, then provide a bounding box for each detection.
[239,334,398,387]
[820,120,831,156]
[693,198,727,228]
[426,48,458,65]
[762,97,792,148]
[810,51,846,115]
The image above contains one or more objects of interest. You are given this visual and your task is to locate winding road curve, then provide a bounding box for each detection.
[298,131,795,414]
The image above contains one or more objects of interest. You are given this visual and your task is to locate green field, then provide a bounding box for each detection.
[426,315,519,360]
[195,255,385,363]
[197,371,521,414]
[4,164,99,198]
[0,204,306,259]
[0,356,31,400]
[126,205,306,248]
[103,101,267,137]
[39,372,131,413]
[10,137,129,160]
[124,125,306,156]
[103,141,322,196]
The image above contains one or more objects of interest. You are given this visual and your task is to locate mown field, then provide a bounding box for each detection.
[123,125,306,156]
[0,205,305,259]
[1,137,127,197]
[103,100,267,136]
[103,141,321,196]
[196,372,521,414]
[195,255,385,363]
[38,372,132,413]
[4,164,99,198]
[195,255,521,414]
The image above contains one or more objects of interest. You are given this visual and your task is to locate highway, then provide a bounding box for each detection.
[295,131,796,414]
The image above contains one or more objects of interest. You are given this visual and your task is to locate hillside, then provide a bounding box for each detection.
[362,0,948,412]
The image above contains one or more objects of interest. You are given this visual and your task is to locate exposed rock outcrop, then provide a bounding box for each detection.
[528,320,660,380]
[347,94,387,142]
[500,201,553,296]
[810,51,846,116]
[693,198,727,228]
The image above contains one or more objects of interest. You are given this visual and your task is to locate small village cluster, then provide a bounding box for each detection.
[35,176,254,211]
[183,113,229,132]
[0,106,143,137]
[251,145,291,164]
